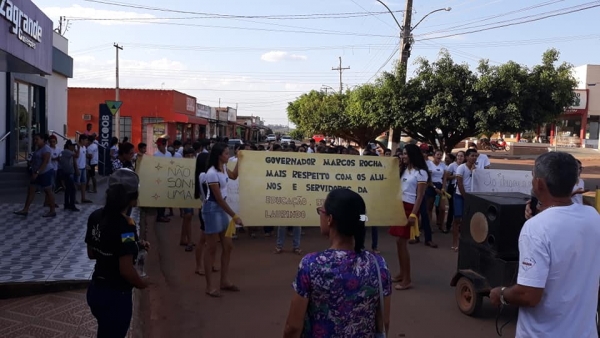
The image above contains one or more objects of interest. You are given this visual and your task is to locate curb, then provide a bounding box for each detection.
[0,280,90,299]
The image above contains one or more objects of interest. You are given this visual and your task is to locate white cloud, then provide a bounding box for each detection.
[260,51,308,63]
[42,4,156,26]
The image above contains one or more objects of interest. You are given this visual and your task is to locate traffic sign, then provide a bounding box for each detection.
[105,100,123,116]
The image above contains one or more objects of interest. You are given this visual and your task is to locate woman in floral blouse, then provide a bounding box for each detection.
[284,188,392,338]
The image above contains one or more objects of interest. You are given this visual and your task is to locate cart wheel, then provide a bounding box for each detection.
[455,277,483,317]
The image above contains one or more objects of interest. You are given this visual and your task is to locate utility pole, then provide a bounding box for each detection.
[386,0,412,151]
[332,57,350,94]
[114,43,123,139]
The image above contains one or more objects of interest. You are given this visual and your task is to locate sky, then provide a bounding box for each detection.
[35,0,600,126]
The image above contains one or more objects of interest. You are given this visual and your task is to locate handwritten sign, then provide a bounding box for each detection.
[472,169,532,195]
[227,159,240,216]
[238,151,405,227]
[137,156,199,208]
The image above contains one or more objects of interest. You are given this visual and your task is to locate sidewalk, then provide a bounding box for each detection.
[0,290,97,337]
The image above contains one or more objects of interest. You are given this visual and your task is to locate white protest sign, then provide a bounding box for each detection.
[227,159,240,226]
[472,169,532,195]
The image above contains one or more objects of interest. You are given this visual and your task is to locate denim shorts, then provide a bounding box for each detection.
[75,168,87,184]
[426,182,443,197]
[454,194,465,218]
[31,170,53,189]
[180,208,194,215]
[201,200,229,235]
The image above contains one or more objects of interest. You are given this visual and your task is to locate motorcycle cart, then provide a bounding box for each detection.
[450,192,600,333]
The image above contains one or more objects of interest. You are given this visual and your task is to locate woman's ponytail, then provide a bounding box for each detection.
[324,188,367,254]
[353,219,366,254]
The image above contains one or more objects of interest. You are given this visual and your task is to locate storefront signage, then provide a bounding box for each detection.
[209,107,217,120]
[218,111,228,121]
[186,97,196,113]
[0,0,52,74]
[196,103,210,119]
[227,107,237,122]
[98,104,113,175]
[566,89,588,114]
[1,0,43,49]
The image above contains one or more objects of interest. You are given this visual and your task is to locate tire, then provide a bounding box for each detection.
[455,277,483,317]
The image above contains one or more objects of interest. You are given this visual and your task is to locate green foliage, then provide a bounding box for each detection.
[287,49,576,153]
[288,129,305,141]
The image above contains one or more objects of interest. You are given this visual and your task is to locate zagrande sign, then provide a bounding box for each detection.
[1,0,43,49]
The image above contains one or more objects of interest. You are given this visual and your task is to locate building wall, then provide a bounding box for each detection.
[47,74,68,137]
[0,72,6,170]
[68,88,179,144]
[585,65,600,117]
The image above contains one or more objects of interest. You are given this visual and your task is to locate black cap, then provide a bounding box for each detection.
[109,169,139,195]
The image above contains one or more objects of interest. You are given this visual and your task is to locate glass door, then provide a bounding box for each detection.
[13,82,40,164]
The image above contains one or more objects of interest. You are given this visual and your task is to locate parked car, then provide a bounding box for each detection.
[266,134,276,142]
[281,135,292,144]
[228,139,244,153]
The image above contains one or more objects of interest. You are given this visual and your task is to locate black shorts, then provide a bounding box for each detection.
[88,165,97,177]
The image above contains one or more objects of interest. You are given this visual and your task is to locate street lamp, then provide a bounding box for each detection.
[375,0,451,150]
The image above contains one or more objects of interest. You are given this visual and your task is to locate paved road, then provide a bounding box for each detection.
[142,217,517,338]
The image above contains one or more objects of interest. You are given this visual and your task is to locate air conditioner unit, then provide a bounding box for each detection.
[82,114,92,121]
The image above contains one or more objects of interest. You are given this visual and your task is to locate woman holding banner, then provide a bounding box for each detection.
[200,142,243,297]
[389,144,431,291]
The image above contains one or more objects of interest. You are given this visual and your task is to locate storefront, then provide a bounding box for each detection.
[68,88,204,146]
[549,89,588,148]
[217,109,228,138]
[0,0,54,169]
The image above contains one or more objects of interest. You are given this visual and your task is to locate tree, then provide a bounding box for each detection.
[384,49,576,153]
[287,88,390,149]
[383,51,482,153]
[288,129,305,141]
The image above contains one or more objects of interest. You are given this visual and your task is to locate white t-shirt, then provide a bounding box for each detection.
[455,163,475,195]
[76,145,87,169]
[515,204,600,338]
[87,142,99,165]
[153,150,172,158]
[446,162,459,186]
[401,168,428,204]
[427,160,446,184]
[307,147,315,154]
[205,165,229,200]
[475,153,490,169]
[571,178,585,205]
[173,152,183,158]
[50,147,61,171]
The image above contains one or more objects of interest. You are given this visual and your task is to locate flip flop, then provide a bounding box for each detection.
[220,284,240,292]
[391,276,403,283]
[205,290,222,298]
[395,284,413,291]
[13,210,28,216]
[42,212,57,218]
[195,270,205,276]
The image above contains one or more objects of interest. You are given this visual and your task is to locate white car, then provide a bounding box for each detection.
[266,134,276,142]
[281,136,292,144]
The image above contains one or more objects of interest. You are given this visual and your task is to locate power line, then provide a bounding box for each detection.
[415,2,600,41]
[82,0,403,19]
[416,1,600,41]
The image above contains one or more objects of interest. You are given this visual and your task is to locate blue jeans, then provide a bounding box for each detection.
[62,173,76,208]
[371,227,379,250]
[418,200,433,243]
[276,226,301,249]
[86,281,133,338]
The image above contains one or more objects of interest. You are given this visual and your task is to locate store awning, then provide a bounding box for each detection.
[169,113,208,125]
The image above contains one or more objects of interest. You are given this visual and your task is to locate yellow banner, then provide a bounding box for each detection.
[238,151,406,227]
[137,156,200,208]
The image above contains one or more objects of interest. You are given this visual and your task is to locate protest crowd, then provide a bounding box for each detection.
[19,131,600,338]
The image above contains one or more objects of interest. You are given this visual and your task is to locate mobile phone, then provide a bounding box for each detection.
[530,196,538,216]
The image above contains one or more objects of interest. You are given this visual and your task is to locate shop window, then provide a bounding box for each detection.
[119,117,132,141]
[142,117,164,133]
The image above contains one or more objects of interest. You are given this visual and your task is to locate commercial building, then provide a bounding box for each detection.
[237,115,266,142]
[573,64,600,148]
[67,88,205,146]
[0,0,73,170]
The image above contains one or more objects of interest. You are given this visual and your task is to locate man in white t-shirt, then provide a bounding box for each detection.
[86,135,99,193]
[490,152,600,338]
[153,138,172,158]
[74,135,92,203]
[469,143,490,169]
